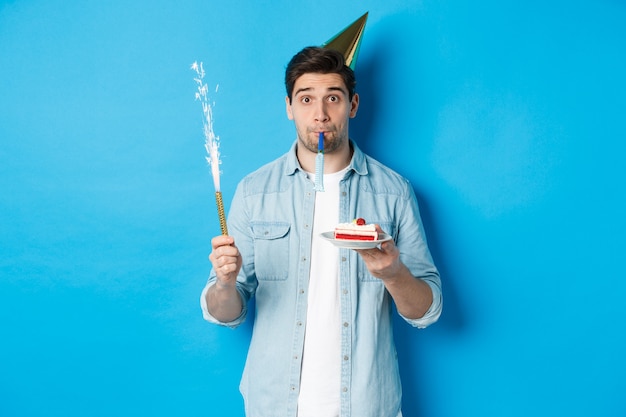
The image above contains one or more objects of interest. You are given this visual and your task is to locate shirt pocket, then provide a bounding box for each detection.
[251,221,291,281]
[357,221,397,282]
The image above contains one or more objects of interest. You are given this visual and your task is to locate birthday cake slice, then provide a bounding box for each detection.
[334,218,378,241]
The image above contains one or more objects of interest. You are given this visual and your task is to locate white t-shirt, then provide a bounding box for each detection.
[297,168,347,417]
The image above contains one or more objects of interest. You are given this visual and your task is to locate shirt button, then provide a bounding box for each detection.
[343,289,348,295]
[343,322,349,327]
[343,355,349,361]
[342,192,347,196]
[342,387,348,392]
[297,321,303,326]
[341,256,346,262]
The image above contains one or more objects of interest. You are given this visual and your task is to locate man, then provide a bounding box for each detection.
[201,46,442,417]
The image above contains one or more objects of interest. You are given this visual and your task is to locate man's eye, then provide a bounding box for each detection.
[301,97,311,103]
[328,96,339,102]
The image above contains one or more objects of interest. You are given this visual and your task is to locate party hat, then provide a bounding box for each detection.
[322,12,368,70]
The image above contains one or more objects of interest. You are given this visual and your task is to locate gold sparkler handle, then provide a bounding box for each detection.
[215,191,228,235]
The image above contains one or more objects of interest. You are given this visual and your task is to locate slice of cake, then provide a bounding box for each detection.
[334,218,378,241]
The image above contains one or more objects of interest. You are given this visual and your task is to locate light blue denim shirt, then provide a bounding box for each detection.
[201,140,442,417]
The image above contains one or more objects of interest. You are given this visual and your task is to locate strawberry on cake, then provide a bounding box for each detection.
[334,218,378,241]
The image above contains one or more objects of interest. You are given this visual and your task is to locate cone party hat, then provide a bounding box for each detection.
[322,12,368,70]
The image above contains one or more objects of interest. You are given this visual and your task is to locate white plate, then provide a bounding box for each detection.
[320,231,392,249]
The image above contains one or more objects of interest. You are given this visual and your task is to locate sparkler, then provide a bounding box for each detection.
[191,61,228,235]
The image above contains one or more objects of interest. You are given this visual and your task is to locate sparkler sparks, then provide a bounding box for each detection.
[191,61,222,192]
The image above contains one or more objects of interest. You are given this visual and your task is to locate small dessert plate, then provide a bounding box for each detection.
[320,232,392,249]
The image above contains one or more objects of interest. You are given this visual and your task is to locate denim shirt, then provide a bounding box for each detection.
[201,140,442,417]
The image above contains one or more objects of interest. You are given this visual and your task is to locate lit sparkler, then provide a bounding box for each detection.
[191,61,228,235]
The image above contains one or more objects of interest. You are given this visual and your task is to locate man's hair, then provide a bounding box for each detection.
[285,46,357,103]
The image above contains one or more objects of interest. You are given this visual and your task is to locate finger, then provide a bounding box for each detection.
[211,235,235,249]
[217,254,241,269]
[354,247,381,259]
[219,245,241,260]
[219,262,237,275]
[209,248,240,270]
[379,240,394,252]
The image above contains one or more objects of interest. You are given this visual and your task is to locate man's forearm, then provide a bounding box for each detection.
[206,282,243,323]
[382,265,434,320]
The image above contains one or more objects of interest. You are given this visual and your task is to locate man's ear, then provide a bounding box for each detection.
[285,96,294,120]
[349,93,359,118]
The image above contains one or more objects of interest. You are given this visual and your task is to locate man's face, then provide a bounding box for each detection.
[286,72,359,155]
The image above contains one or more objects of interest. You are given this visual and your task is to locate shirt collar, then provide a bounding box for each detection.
[284,139,368,176]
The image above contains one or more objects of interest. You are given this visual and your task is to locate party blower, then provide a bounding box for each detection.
[315,131,325,191]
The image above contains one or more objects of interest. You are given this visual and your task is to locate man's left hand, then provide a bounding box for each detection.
[355,225,405,282]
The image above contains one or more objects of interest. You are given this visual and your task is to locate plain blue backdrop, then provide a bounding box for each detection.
[1,1,625,416]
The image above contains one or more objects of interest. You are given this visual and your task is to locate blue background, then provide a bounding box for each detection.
[1,1,625,416]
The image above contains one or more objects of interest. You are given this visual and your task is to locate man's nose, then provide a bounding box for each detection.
[314,103,329,122]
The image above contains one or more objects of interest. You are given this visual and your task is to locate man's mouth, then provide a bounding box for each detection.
[312,128,331,135]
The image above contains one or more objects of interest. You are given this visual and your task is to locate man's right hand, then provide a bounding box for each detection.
[208,235,242,288]
[206,235,244,322]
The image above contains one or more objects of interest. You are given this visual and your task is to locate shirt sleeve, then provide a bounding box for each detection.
[399,278,443,329]
[396,179,443,329]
